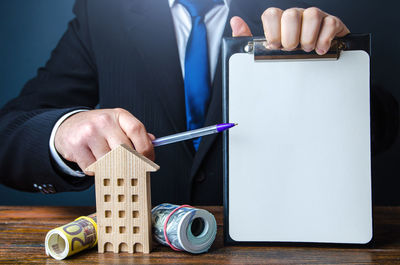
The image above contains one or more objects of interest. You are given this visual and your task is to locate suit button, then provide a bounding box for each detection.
[42,184,50,194]
[195,171,206,183]
[34,184,56,194]
[38,185,48,194]
[46,184,56,194]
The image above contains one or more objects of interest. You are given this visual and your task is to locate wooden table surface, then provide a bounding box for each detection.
[1,206,400,264]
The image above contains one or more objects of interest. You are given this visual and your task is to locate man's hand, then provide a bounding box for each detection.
[230,7,350,55]
[55,108,155,175]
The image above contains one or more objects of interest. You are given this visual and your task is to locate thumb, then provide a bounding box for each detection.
[147,133,156,141]
[230,16,252,37]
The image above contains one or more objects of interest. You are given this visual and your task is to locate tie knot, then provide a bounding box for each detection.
[178,0,223,18]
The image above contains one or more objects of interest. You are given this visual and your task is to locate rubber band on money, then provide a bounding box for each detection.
[163,204,194,251]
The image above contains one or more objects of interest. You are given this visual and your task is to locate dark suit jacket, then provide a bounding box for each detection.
[0,0,397,205]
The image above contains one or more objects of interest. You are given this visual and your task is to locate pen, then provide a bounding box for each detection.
[152,123,237,147]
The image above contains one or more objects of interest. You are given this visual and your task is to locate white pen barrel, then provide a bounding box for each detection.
[153,125,218,147]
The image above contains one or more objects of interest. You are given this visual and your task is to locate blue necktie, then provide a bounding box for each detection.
[178,0,223,151]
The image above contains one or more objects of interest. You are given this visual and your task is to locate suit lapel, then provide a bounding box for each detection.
[123,0,194,159]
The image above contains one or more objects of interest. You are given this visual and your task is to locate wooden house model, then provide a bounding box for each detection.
[86,144,159,254]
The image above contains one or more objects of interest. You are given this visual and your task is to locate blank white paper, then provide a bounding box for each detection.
[228,51,372,243]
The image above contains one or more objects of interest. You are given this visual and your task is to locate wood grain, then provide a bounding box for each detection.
[1,206,400,264]
[86,144,159,254]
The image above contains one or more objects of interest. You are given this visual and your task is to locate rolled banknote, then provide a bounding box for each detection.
[152,204,217,254]
[45,214,97,260]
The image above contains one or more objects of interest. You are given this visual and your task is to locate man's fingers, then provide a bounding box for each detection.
[300,8,326,52]
[75,146,96,176]
[335,19,350,37]
[148,133,156,141]
[281,8,304,51]
[259,6,350,54]
[117,109,155,161]
[88,137,111,160]
[315,16,349,55]
[230,16,252,37]
[55,108,156,176]
[261,8,283,49]
[105,126,135,151]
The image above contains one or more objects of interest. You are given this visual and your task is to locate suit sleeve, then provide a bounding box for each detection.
[0,0,97,193]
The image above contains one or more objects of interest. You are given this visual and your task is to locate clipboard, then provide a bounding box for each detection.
[222,34,372,245]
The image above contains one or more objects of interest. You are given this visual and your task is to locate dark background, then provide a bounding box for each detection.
[0,0,399,205]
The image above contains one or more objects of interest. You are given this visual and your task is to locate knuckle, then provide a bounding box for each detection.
[113,107,125,114]
[64,135,76,147]
[262,7,282,20]
[127,121,145,135]
[324,16,338,27]
[113,108,129,118]
[94,113,113,128]
[304,7,322,19]
[79,123,96,142]
[283,8,301,20]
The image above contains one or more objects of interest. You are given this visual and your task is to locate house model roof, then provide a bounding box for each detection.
[86,144,160,174]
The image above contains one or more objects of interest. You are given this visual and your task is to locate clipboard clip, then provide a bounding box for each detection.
[245,38,346,61]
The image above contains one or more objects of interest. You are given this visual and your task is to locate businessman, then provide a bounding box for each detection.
[0,0,387,205]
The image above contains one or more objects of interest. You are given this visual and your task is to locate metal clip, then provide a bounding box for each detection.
[245,38,345,61]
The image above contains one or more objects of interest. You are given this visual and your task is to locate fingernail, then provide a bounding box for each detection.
[316,48,326,55]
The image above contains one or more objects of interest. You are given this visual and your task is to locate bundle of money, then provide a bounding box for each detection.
[151,204,217,254]
[45,214,97,260]
[45,204,216,259]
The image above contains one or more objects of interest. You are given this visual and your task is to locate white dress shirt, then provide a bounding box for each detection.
[51,0,231,177]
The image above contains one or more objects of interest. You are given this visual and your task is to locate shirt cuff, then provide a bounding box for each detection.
[49,109,89,178]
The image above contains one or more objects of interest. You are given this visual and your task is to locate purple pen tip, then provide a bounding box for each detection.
[216,123,237,132]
